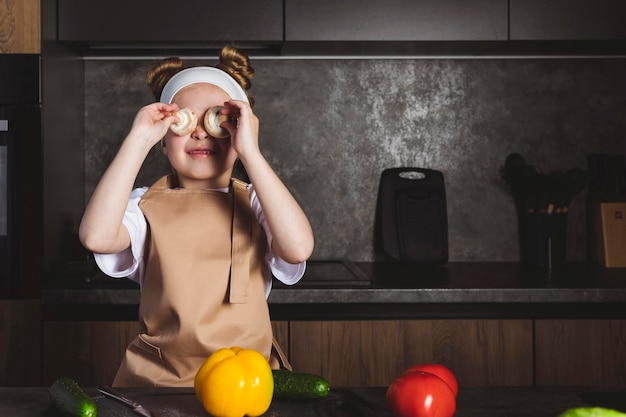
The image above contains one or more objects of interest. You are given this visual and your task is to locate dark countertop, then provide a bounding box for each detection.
[42,262,626,320]
[3,386,626,417]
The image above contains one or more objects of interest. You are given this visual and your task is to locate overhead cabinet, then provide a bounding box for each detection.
[57,0,283,44]
[56,0,626,54]
[285,0,508,41]
[510,0,626,40]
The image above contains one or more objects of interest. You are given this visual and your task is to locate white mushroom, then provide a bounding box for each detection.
[170,108,198,136]
[203,106,230,139]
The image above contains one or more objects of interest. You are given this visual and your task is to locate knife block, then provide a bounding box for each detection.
[588,201,626,267]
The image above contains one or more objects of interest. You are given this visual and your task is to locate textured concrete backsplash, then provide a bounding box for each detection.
[84,58,626,262]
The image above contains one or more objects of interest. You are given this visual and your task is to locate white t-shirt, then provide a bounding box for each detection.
[94,184,305,298]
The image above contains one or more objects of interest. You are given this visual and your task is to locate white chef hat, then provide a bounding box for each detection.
[159,67,249,104]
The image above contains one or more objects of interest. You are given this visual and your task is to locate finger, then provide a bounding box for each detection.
[163,114,181,126]
[223,99,250,114]
[219,106,239,121]
[218,103,243,130]
[155,103,179,119]
[219,118,237,135]
[158,102,179,111]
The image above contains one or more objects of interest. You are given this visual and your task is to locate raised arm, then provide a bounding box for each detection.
[79,102,179,254]
[223,100,314,264]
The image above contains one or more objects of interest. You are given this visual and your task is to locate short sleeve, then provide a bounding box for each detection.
[93,187,148,286]
[247,184,306,294]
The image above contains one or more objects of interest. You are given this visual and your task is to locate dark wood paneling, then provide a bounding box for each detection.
[535,319,626,385]
[42,320,290,387]
[42,321,140,386]
[289,319,533,387]
[0,300,41,386]
[37,317,626,387]
[272,320,289,354]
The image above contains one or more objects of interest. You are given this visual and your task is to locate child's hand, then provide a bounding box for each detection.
[129,102,180,147]
[220,100,260,159]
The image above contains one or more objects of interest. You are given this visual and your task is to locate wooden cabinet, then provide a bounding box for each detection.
[285,0,508,41]
[286,318,626,387]
[57,0,282,43]
[289,319,533,387]
[0,0,40,53]
[535,320,626,385]
[36,316,626,387]
[0,300,41,386]
[510,0,626,40]
[42,321,140,386]
[41,320,289,387]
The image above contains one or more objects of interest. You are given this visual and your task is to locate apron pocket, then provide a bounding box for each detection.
[135,334,163,358]
[124,334,165,385]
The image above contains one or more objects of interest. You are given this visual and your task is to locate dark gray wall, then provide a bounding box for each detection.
[84,58,626,262]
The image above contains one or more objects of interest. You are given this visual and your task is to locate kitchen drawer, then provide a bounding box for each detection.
[289,319,533,387]
[58,0,283,44]
[286,0,508,41]
[510,0,626,40]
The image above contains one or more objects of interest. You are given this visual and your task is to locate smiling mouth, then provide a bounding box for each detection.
[187,149,215,156]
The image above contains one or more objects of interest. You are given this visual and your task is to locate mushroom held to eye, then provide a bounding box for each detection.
[170,108,198,136]
[204,106,231,139]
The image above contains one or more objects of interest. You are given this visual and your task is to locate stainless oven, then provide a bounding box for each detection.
[0,54,42,298]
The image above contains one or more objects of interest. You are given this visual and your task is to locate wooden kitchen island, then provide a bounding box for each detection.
[36,262,626,389]
[2,385,625,417]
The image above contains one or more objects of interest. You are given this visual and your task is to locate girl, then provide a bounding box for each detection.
[79,45,314,387]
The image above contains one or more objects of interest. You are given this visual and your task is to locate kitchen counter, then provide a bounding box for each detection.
[2,385,625,417]
[42,262,626,320]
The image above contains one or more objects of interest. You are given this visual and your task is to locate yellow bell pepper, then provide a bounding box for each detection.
[194,346,274,417]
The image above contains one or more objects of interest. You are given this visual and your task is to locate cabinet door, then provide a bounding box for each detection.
[286,0,507,41]
[0,300,41,386]
[58,0,282,43]
[535,320,626,385]
[42,320,290,386]
[289,319,533,387]
[510,0,626,40]
[42,321,141,386]
[0,0,40,53]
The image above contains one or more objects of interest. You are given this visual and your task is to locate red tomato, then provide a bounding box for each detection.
[405,364,458,398]
[386,371,456,417]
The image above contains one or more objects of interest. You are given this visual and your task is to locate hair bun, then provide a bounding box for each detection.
[146,57,184,101]
[145,46,255,106]
[216,45,255,107]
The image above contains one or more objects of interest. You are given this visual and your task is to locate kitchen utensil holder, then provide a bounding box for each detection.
[518,211,568,274]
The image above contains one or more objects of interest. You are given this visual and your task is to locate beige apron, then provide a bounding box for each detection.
[113,175,290,387]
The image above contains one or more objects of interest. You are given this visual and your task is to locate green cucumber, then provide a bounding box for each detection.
[49,377,97,417]
[558,408,626,417]
[272,369,330,400]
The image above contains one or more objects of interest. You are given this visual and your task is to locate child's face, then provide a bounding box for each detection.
[163,83,237,189]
